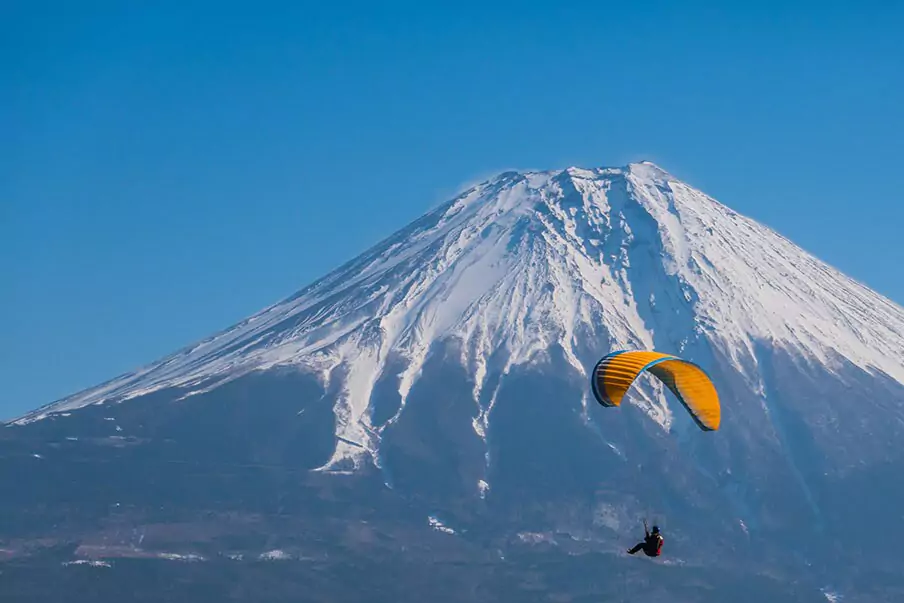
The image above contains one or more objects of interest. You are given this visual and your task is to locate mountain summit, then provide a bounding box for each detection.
[5,162,904,602]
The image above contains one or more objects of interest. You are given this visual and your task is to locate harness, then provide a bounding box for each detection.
[648,533,664,556]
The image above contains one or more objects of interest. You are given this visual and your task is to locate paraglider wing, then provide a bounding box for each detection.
[591,350,721,431]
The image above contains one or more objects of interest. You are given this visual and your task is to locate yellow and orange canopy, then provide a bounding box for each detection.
[591,350,721,431]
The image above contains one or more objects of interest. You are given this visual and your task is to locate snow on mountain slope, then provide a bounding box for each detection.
[11,161,904,474]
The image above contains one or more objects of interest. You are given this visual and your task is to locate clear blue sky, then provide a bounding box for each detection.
[3,1,903,419]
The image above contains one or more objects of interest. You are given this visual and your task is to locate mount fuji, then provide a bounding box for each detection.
[3,162,904,603]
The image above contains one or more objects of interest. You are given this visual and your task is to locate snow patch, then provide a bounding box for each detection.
[63,559,112,568]
[822,588,843,602]
[159,553,205,562]
[428,515,456,535]
[478,479,490,498]
[517,532,557,545]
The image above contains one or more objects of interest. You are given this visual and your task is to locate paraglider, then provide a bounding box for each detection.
[627,520,664,557]
[590,349,721,431]
[589,350,722,559]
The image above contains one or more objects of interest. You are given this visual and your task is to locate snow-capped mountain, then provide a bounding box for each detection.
[14,161,904,453]
[5,161,904,602]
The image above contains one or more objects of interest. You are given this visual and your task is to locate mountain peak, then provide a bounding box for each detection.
[553,161,672,184]
[627,160,673,178]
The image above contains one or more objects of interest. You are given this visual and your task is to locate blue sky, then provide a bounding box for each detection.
[3,1,903,419]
